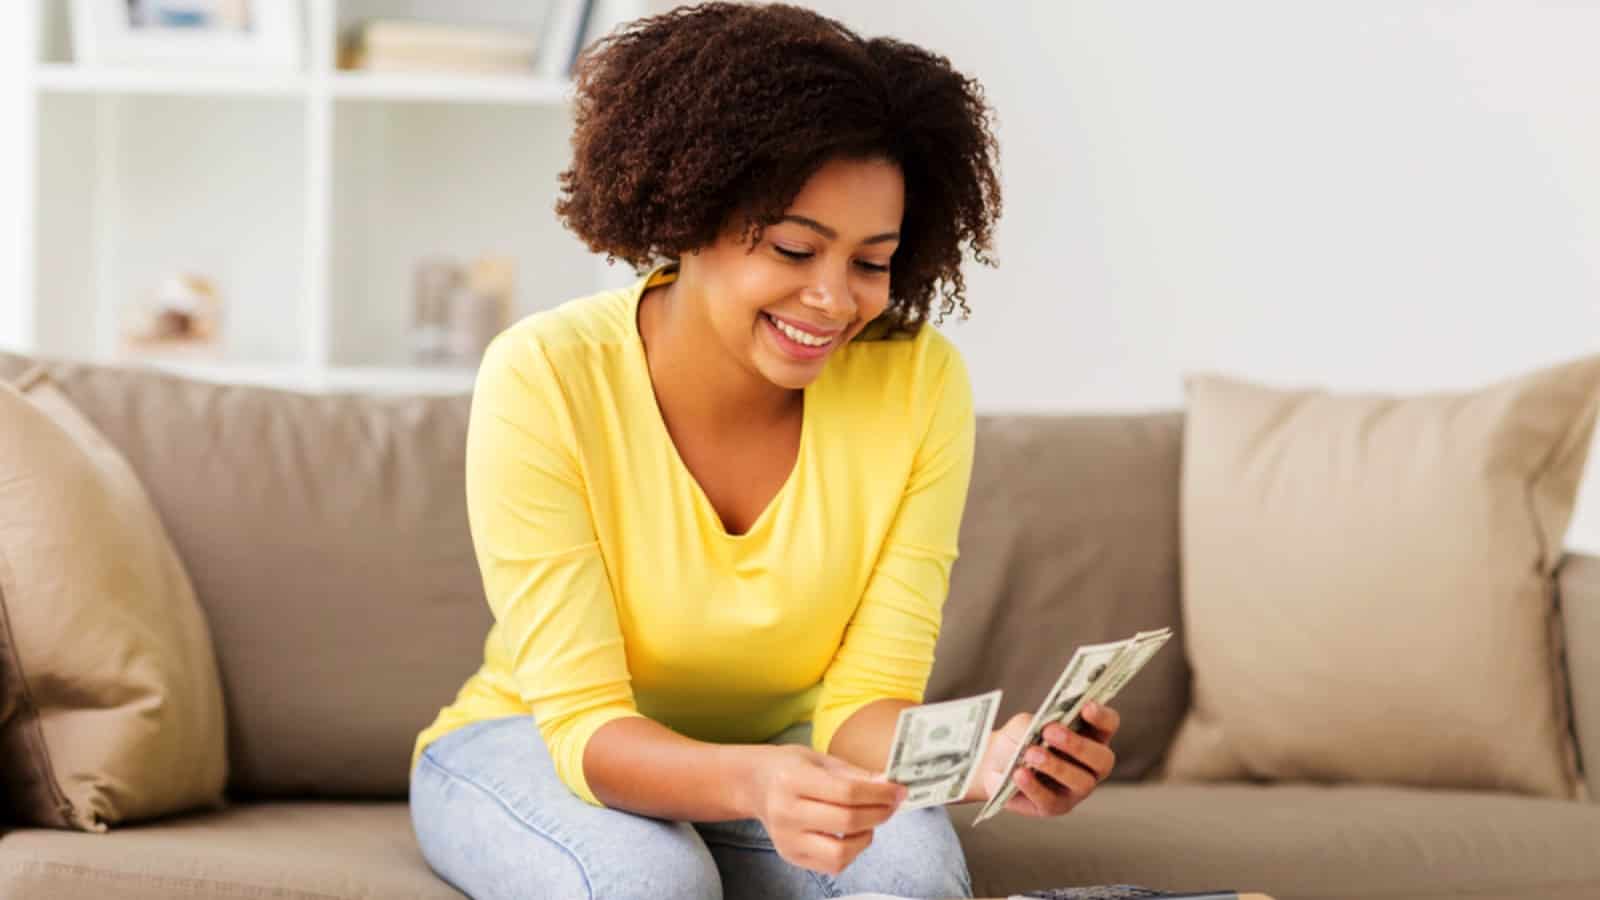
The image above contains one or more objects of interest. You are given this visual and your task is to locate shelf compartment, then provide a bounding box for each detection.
[32,92,308,366]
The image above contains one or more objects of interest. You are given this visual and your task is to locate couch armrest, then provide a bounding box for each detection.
[1560,552,1600,802]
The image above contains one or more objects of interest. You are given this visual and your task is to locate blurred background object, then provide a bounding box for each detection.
[120,271,224,360]
[70,0,301,69]
[339,19,540,75]
[408,254,513,367]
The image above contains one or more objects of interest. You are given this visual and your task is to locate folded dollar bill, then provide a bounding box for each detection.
[971,627,1173,826]
[881,689,1002,810]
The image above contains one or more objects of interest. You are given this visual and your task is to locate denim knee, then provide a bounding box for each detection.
[411,742,723,900]
[835,807,973,899]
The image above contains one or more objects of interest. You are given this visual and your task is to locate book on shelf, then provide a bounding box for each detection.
[341,19,541,75]
[339,2,632,80]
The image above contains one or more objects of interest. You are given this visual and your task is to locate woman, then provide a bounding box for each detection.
[410,4,1122,899]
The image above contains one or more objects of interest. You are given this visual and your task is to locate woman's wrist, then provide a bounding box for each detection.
[721,743,771,820]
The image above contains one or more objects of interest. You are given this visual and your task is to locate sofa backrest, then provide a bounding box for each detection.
[0,352,1190,797]
[928,414,1189,780]
[0,352,490,799]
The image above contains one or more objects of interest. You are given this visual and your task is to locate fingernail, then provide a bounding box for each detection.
[1085,701,1098,715]
[1026,750,1044,765]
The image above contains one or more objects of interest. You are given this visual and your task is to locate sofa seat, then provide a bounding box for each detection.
[958,784,1600,900]
[0,802,461,900]
[2,784,1595,900]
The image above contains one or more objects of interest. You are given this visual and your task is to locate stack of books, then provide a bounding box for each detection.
[340,1,613,79]
[340,20,541,75]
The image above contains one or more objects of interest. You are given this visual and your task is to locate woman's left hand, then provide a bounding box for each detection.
[974,701,1120,817]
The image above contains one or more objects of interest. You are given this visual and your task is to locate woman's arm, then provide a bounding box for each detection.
[822,697,916,774]
[810,336,978,764]
[586,716,908,877]
[583,717,764,820]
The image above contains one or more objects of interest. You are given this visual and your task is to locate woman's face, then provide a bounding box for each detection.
[684,156,905,391]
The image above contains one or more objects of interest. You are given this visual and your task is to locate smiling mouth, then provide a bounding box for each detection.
[761,312,841,359]
[764,313,838,346]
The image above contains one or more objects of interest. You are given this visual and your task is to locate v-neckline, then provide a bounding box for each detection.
[629,264,810,541]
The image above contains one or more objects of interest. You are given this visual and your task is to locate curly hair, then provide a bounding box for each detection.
[555,2,1002,332]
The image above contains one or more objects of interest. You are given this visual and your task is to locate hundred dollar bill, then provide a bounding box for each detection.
[882,690,1002,810]
[972,628,1173,826]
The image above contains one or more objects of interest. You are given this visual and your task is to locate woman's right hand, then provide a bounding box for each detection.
[743,745,907,876]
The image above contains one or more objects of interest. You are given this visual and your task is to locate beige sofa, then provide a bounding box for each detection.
[0,351,1596,900]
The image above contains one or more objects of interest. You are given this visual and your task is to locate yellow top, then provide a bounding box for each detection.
[413,265,977,806]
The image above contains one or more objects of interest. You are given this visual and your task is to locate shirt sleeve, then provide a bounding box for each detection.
[464,331,645,806]
[811,338,978,756]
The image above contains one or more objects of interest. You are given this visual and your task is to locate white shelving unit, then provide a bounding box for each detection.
[14,0,648,394]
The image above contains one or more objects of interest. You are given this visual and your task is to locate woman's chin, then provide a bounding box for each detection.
[755,356,825,391]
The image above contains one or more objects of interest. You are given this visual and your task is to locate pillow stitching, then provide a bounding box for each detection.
[0,433,79,829]
[1521,382,1600,799]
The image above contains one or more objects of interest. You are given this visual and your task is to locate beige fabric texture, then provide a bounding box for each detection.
[0,351,488,799]
[1165,356,1600,798]
[0,351,1193,795]
[1560,554,1600,801]
[0,369,228,831]
[930,413,1189,780]
[953,783,1600,900]
[3,788,1599,900]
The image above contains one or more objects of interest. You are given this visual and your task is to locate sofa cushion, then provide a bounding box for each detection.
[0,802,460,899]
[0,368,228,830]
[955,783,1600,900]
[931,413,1188,781]
[1166,357,1600,798]
[5,790,1595,900]
[0,351,490,800]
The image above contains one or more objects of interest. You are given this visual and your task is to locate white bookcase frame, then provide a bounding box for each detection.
[16,0,648,393]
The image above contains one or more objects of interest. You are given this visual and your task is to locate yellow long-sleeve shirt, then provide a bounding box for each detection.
[414,264,976,807]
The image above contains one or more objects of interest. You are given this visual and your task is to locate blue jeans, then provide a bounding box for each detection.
[410,716,974,900]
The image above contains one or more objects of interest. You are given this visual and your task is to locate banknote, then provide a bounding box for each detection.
[881,689,1002,810]
[972,628,1173,825]
[971,637,1133,824]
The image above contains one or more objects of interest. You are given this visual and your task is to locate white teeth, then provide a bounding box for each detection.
[769,315,833,347]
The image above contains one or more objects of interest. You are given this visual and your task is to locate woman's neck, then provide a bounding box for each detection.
[638,276,801,435]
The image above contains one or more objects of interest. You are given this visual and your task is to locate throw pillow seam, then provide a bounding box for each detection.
[0,542,78,829]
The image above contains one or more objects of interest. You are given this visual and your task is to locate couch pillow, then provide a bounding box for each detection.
[0,350,488,799]
[931,413,1189,780]
[1163,355,1600,798]
[0,367,228,830]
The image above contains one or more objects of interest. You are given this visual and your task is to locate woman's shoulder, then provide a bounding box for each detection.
[473,281,641,407]
[499,284,636,358]
[832,319,968,394]
[820,320,971,432]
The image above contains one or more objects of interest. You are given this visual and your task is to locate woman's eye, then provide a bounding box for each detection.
[773,244,888,274]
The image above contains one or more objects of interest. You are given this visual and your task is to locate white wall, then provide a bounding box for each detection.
[0,3,23,349]
[796,0,1600,552]
[4,2,1598,550]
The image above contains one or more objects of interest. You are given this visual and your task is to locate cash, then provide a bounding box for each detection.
[970,627,1173,826]
[881,689,1002,810]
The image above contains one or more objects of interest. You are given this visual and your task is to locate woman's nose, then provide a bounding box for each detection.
[802,270,856,322]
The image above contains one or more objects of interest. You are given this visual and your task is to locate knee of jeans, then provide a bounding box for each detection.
[859,811,973,899]
[900,858,973,900]
[610,825,723,900]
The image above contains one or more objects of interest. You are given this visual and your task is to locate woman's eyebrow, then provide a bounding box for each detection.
[780,215,899,245]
